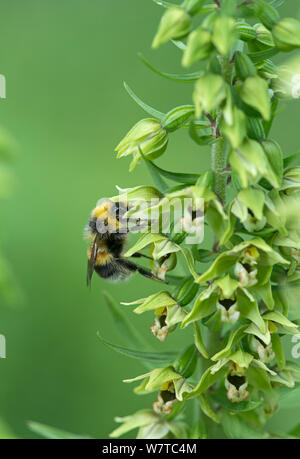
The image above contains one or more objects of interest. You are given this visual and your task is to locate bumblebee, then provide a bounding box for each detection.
[85,199,165,285]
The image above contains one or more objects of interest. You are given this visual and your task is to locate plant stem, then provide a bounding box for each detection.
[211,56,232,205]
[211,134,227,205]
[205,56,233,362]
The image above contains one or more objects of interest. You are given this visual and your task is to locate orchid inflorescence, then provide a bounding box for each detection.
[103,0,300,440]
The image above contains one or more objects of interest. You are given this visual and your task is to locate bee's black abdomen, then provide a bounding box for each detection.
[106,236,125,258]
[94,263,120,280]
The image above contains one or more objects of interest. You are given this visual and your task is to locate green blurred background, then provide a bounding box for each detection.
[0,0,299,439]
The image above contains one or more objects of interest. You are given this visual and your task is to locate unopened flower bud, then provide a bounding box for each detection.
[163,105,194,132]
[281,167,300,193]
[256,59,278,80]
[272,18,300,52]
[115,119,168,171]
[246,117,265,141]
[236,21,257,42]
[193,74,226,117]
[235,52,257,81]
[182,27,212,67]
[253,0,280,30]
[254,22,275,47]
[152,7,191,49]
[182,0,204,16]
[212,16,237,56]
[240,75,271,121]
[174,276,199,307]
[173,345,198,379]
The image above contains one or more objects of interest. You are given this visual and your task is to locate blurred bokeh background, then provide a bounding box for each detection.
[0,0,299,439]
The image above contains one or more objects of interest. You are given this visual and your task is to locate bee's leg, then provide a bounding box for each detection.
[130,252,153,261]
[119,259,168,284]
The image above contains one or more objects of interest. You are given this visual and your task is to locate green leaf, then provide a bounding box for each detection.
[190,420,207,439]
[142,158,200,185]
[123,82,165,121]
[284,152,300,168]
[139,148,169,192]
[221,412,269,439]
[97,332,177,363]
[28,422,91,439]
[103,291,148,348]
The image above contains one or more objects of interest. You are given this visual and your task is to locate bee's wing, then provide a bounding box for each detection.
[87,237,98,287]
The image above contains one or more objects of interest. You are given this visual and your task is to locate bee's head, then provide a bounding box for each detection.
[86,199,128,237]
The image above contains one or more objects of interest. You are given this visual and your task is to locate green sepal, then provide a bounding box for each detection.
[211,326,248,361]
